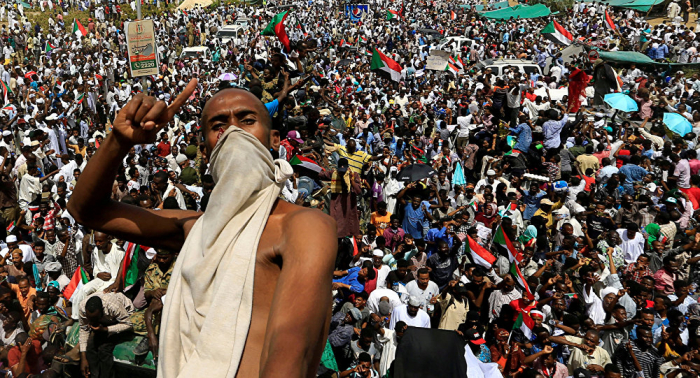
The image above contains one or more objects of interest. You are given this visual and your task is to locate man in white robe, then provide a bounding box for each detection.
[70,232,125,320]
[374,316,406,377]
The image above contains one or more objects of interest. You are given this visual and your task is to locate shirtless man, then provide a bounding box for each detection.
[67,79,338,378]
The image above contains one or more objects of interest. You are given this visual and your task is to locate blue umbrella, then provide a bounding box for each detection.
[663,113,692,136]
[604,92,638,112]
[452,162,466,187]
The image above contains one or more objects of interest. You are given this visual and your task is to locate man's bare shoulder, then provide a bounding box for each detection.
[274,200,336,232]
[170,209,203,239]
[273,200,337,252]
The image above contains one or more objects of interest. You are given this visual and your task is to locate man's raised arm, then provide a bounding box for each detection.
[67,80,200,251]
[259,209,337,378]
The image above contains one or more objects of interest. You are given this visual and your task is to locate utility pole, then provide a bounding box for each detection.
[137,0,142,19]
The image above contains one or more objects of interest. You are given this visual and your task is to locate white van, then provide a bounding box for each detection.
[476,58,542,77]
[180,46,211,60]
[216,18,251,44]
[431,36,477,53]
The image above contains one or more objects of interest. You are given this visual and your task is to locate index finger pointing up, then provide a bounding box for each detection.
[166,78,198,120]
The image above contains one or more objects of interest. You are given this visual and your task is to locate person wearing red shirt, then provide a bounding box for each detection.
[7,333,43,376]
[688,150,700,175]
[684,175,700,210]
[156,134,171,157]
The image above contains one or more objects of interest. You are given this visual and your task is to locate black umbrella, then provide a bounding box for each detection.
[337,59,353,67]
[397,164,436,182]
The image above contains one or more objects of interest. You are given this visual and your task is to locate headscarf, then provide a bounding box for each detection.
[518,225,537,246]
[645,223,660,246]
[688,303,700,321]
[494,255,509,276]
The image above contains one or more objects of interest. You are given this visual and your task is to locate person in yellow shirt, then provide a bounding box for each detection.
[576,145,600,176]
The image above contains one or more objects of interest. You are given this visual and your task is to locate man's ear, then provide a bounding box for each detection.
[270,130,280,149]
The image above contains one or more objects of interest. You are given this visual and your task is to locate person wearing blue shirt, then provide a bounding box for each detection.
[618,155,648,194]
[646,44,659,60]
[523,183,547,220]
[262,70,294,116]
[333,263,375,294]
[397,182,434,240]
[510,116,532,153]
[424,224,454,257]
[264,98,279,116]
[658,43,669,60]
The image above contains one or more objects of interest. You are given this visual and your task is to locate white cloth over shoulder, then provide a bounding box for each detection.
[464,339,503,378]
[158,126,293,378]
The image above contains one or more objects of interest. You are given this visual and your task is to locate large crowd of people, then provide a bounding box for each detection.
[0,0,696,376]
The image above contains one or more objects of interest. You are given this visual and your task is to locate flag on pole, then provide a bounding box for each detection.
[63,266,89,302]
[262,11,291,52]
[449,55,463,69]
[289,155,322,172]
[510,261,534,300]
[540,20,573,46]
[121,242,151,287]
[445,62,460,76]
[605,10,616,30]
[6,221,15,233]
[370,48,403,82]
[410,144,428,163]
[493,225,522,263]
[513,310,535,339]
[72,18,88,37]
[386,9,399,20]
[450,10,456,20]
[339,39,352,48]
[466,235,497,269]
[295,20,308,37]
[76,93,85,105]
[45,41,57,52]
[0,80,12,105]
[351,236,359,256]
[360,35,368,43]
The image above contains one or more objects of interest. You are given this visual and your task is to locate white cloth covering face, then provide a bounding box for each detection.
[158,126,293,378]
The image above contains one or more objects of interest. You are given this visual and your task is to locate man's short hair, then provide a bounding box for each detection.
[472,266,486,277]
[85,296,104,314]
[163,197,180,210]
[416,267,429,276]
[605,364,621,374]
[153,170,169,182]
[395,321,407,332]
[636,325,652,333]
[358,352,372,363]
[360,328,375,340]
[36,291,50,300]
